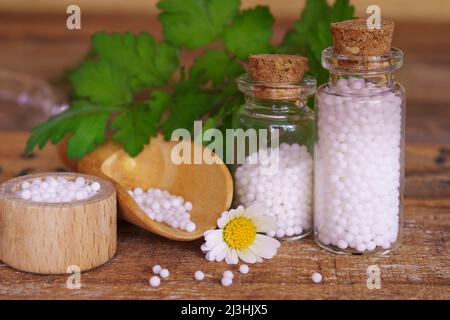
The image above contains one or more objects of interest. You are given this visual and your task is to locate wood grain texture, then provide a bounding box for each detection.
[0,172,117,274]
[0,132,448,299]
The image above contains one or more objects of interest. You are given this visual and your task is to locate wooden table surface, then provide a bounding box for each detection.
[0,133,449,299]
[0,13,449,299]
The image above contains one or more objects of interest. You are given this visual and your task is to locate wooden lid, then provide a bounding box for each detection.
[331,18,394,56]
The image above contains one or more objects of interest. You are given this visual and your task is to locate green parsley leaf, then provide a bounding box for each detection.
[111,91,170,156]
[158,0,240,49]
[26,100,120,158]
[69,60,132,106]
[224,6,274,60]
[190,49,243,87]
[162,79,217,139]
[330,0,355,21]
[67,111,110,159]
[277,29,308,56]
[280,0,354,84]
[92,32,179,90]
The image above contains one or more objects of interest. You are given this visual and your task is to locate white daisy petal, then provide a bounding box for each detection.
[227,210,241,220]
[239,204,277,232]
[224,248,233,264]
[225,247,239,265]
[257,233,281,249]
[200,243,209,253]
[229,249,239,264]
[207,241,227,262]
[217,215,231,228]
[253,216,277,233]
[249,245,276,260]
[205,251,215,261]
[202,240,217,251]
[204,229,223,243]
[237,249,258,264]
[249,234,281,259]
[214,242,228,262]
[244,203,267,217]
[203,229,215,237]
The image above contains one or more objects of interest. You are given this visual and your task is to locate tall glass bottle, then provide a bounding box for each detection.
[314,20,405,255]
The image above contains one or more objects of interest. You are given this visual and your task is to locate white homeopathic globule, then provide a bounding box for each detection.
[234,143,313,239]
[17,176,100,203]
[239,264,250,275]
[311,272,323,284]
[149,275,161,287]
[315,77,402,252]
[129,187,196,232]
[194,270,205,281]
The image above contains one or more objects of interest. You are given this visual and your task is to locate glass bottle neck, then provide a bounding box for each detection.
[321,47,403,90]
[236,73,316,115]
[243,95,313,124]
[244,95,307,112]
[328,71,394,89]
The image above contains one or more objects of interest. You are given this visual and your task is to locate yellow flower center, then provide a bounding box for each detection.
[222,216,256,250]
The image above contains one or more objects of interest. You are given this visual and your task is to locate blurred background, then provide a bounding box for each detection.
[0,0,449,143]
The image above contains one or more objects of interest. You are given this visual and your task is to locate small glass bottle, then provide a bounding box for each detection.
[314,19,405,255]
[234,54,316,240]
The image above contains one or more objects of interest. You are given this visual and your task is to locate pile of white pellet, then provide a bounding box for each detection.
[129,187,196,232]
[17,176,100,203]
[315,77,402,252]
[235,143,313,238]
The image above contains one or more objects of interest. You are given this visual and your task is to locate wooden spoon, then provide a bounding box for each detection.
[77,136,233,241]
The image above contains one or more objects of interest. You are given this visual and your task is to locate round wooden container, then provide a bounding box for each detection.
[0,172,117,274]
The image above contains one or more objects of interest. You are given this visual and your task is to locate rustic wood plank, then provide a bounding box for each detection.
[0,132,448,299]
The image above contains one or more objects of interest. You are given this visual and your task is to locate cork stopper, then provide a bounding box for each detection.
[249,54,307,83]
[248,54,308,99]
[331,19,394,56]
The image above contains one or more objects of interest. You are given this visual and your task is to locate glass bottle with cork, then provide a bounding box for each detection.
[314,19,405,255]
[234,54,316,240]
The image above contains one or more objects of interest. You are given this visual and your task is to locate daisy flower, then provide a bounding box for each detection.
[201,204,281,264]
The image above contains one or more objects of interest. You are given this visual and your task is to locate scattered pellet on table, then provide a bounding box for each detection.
[152,264,162,274]
[239,265,249,275]
[221,277,233,287]
[149,275,161,287]
[223,270,233,279]
[16,176,100,203]
[311,272,322,284]
[194,271,205,281]
[129,187,197,232]
[160,268,170,279]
